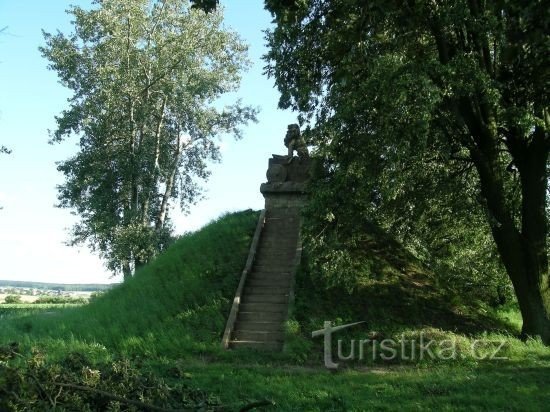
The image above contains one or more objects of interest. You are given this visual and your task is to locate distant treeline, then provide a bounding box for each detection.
[0,280,115,292]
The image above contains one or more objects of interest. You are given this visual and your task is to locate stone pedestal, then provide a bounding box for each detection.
[260,155,310,211]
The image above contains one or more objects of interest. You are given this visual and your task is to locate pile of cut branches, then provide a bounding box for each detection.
[0,343,223,411]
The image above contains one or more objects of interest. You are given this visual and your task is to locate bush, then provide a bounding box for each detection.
[0,344,222,411]
[33,296,87,305]
[89,291,105,303]
[3,295,21,304]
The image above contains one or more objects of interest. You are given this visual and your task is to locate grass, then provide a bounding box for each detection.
[172,360,550,411]
[0,209,259,359]
[1,209,549,410]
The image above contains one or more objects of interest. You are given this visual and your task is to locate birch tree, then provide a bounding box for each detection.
[41,0,256,279]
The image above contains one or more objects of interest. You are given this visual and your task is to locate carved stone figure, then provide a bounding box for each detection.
[284,124,309,160]
[265,124,311,185]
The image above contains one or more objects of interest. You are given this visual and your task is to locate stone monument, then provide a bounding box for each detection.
[260,124,310,210]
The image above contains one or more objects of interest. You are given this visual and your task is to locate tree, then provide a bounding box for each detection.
[265,1,549,342]
[4,295,22,304]
[42,0,256,279]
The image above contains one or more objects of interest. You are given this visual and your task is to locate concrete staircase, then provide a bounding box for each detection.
[229,208,301,350]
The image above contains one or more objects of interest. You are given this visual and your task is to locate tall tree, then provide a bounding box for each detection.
[42,0,256,279]
[265,0,549,342]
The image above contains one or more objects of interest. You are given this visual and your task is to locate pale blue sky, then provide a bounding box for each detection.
[0,0,296,284]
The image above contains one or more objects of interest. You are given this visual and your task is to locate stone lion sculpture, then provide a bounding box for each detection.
[284,124,309,161]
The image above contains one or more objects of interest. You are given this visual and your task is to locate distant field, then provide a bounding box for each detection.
[0,292,93,304]
[0,279,114,292]
[0,303,79,321]
[0,293,38,303]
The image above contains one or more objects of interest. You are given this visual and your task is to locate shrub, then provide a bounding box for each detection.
[33,296,87,305]
[3,295,21,304]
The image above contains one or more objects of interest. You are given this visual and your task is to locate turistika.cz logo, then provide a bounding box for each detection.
[312,321,508,369]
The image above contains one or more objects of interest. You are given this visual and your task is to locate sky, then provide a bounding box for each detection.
[0,0,296,284]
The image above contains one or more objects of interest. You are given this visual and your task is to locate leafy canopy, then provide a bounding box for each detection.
[264,0,548,309]
[42,0,256,277]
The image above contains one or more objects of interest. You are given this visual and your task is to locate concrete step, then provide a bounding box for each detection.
[248,271,292,279]
[249,269,292,275]
[242,294,289,304]
[256,247,295,255]
[255,251,295,260]
[233,330,285,342]
[259,238,299,246]
[258,239,298,248]
[247,273,292,283]
[244,286,289,295]
[235,321,283,332]
[253,262,294,270]
[240,302,288,313]
[253,263,293,271]
[229,340,283,351]
[255,252,295,260]
[262,226,299,233]
[238,311,286,322]
[255,250,296,260]
[261,230,299,237]
[257,243,297,252]
[247,279,292,288]
[257,242,297,251]
[261,229,299,235]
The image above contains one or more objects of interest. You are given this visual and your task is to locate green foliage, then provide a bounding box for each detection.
[0,345,222,411]
[88,291,105,303]
[33,296,87,305]
[264,0,549,317]
[41,0,257,277]
[189,0,219,13]
[283,249,550,370]
[3,295,21,304]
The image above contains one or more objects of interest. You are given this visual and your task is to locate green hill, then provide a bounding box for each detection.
[0,210,259,357]
[1,209,548,411]
[0,208,522,361]
[286,221,521,364]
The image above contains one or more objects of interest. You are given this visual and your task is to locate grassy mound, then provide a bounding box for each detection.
[285,221,538,364]
[0,210,259,358]
[1,210,548,411]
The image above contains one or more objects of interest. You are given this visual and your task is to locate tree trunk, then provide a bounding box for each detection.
[430,17,550,343]
[122,261,132,281]
[134,257,145,273]
[155,131,183,231]
[470,124,550,344]
[141,97,167,225]
[492,222,550,343]
[513,126,550,342]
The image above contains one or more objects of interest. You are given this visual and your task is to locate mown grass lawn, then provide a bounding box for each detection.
[153,358,549,411]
